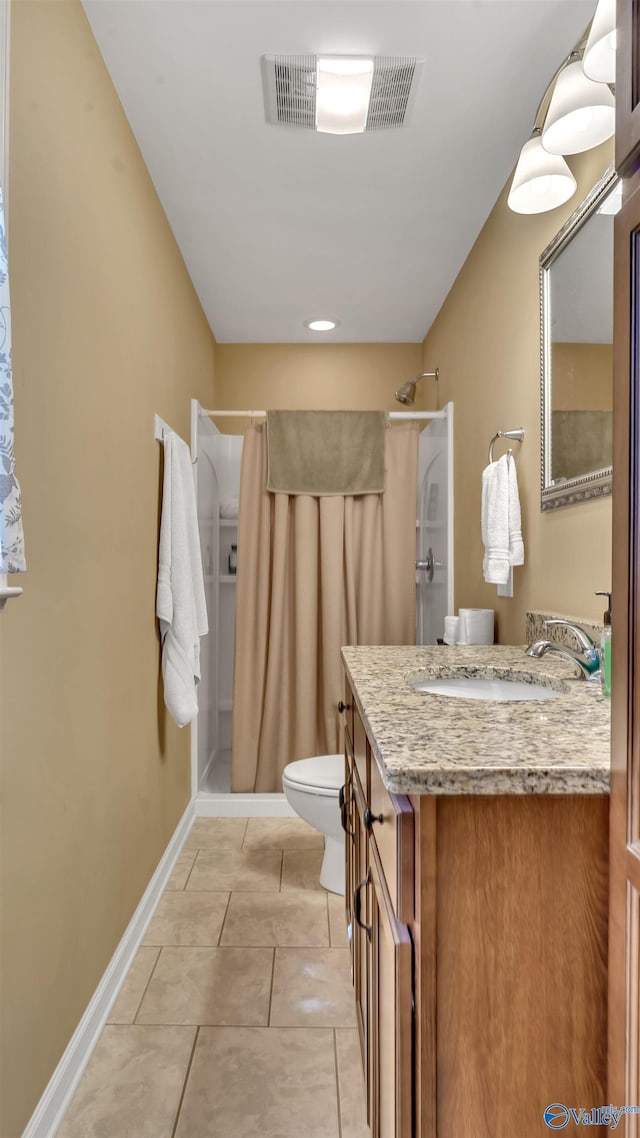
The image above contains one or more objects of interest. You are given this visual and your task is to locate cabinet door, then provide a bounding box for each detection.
[352,771,371,1113]
[616,0,640,175]
[369,844,413,1138]
[369,754,414,924]
[342,742,356,976]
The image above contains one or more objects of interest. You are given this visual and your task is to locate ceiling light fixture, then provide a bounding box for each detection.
[508,13,616,217]
[541,56,615,155]
[583,0,616,84]
[316,57,374,135]
[261,55,423,134]
[507,130,577,214]
[304,318,339,332]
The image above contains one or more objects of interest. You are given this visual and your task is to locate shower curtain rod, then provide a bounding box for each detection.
[200,409,448,421]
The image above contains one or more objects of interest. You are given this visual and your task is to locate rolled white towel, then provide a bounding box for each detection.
[458,608,494,645]
[482,454,510,585]
[220,496,239,518]
[508,456,524,567]
[443,615,459,645]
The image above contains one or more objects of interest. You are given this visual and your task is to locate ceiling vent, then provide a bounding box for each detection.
[261,54,423,132]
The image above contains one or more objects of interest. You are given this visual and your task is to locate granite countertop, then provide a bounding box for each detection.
[341,645,611,796]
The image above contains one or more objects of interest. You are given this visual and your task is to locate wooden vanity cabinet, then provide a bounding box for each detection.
[342,702,415,1138]
[343,705,370,1114]
[342,675,609,1138]
[368,843,413,1138]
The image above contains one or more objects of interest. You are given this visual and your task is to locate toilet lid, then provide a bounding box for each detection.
[282,754,344,794]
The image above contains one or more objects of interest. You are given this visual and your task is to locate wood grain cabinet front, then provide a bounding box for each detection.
[368,844,413,1138]
[342,670,608,1138]
[343,689,415,1138]
[368,749,414,925]
[351,767,371,1110]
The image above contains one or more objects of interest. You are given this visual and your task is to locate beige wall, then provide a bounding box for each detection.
[0,4,215,1134]
[214,343,423,430]
[421,142,614,645]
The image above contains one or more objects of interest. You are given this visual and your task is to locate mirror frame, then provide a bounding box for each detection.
[539,162,617,511]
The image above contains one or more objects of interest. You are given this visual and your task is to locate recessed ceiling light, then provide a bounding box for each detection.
[262,55,423,134]
[304,318,339,332]
[316,57,374,135]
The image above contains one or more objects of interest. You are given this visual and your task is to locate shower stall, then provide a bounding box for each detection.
[190,399,453,807]
[190,402,243,798]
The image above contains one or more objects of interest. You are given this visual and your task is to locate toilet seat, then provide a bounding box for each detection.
[282,754,344,797]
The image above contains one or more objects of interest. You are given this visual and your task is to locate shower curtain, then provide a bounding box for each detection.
[231,421,418,793]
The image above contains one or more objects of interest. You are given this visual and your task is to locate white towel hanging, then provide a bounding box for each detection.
[482,452,525,587]
[482,454,511,585]
[508,454,524,568]
[156,432,208,727]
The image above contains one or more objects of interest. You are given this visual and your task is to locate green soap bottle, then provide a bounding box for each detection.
[595,590,612,698]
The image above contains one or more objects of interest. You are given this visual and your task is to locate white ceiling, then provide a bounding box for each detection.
[82,0,595,343]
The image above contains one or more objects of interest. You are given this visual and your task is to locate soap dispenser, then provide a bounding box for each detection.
[595,591,612,698]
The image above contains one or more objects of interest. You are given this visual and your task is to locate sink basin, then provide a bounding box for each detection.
[411,676,562,702]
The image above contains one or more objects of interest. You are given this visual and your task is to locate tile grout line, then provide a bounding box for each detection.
[177,851,197,891]
[133,946,164,1025]
[333,1028,343,1138]
[266,947,277,1026]
[140,940,252,950]
[184,941,336,948]
[183,849,200,891]
[170,1025,200,1138]
[217,890,234,945]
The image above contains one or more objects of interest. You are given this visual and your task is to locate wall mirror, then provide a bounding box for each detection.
[540,163,619,510]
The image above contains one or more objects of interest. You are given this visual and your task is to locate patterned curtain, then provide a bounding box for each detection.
[0,186,25,573]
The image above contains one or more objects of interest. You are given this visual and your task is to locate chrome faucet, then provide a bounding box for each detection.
[526,619,601,680]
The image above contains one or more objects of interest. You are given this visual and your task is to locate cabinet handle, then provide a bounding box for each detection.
[339,783,355,838]
[364,808,384,830]
[354,869,372,941]
[338,700,350,713]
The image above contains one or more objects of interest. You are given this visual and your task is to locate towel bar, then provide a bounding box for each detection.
[154,414,197,463]
[488,428,525,464]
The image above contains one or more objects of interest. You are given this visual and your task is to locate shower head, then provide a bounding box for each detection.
[394,369,439,406]
[395,380,417,406]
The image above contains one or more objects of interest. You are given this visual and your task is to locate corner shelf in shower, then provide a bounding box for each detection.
[199,517,237,528]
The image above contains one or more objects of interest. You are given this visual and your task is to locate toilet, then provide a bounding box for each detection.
[282,754,345,895]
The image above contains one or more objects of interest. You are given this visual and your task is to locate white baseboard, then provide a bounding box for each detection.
[22,800,196,1138]
[195,792,295,817]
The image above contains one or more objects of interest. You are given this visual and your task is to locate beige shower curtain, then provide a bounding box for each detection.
[231,421,419,792]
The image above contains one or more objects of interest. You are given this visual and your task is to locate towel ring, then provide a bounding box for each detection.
[488,428,525,464]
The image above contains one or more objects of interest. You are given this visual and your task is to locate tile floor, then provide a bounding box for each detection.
[56,817,369,1138]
